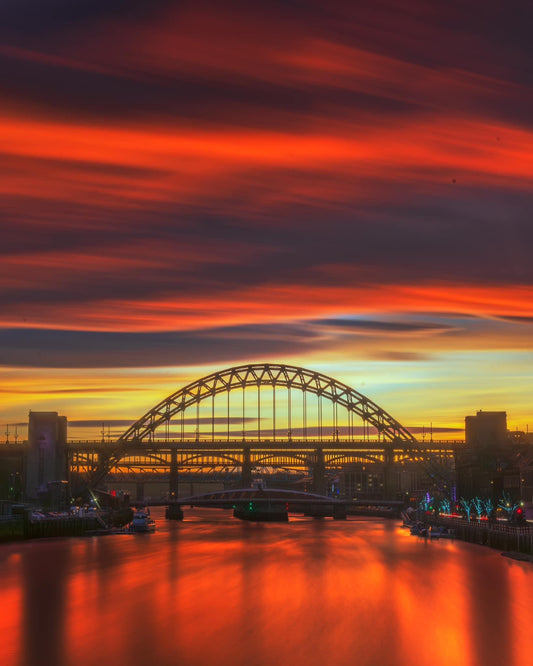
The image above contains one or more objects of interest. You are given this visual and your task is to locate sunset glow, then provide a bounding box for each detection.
[2,0,532,438]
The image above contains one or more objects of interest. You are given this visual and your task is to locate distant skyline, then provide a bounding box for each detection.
[2,1,533,438]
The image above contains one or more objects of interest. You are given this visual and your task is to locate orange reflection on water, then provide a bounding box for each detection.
[3,510,533,666]
[392,537,473,664]
[0,558,22,666]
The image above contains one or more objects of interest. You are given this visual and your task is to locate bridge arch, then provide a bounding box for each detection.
[327,452,385,466]
[254,452,311,468]
[119,363,415,444]
[76,363,428,491]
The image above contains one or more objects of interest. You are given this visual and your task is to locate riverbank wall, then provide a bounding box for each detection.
[0,512,105,542]
[424,516,533,555]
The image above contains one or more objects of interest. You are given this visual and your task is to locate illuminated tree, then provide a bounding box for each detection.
[472,496,484,518]
[460,497,473,520]
[482,498,494,517]
[498,491,520,521]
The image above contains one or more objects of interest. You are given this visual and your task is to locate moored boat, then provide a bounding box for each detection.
[129,508,156,533]
[410,522,428,537]
[429,526,455,539]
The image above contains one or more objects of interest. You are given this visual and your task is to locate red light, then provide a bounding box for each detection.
[111,490,116,497]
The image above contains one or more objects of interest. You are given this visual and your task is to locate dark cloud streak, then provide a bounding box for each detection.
[0,317,452,368]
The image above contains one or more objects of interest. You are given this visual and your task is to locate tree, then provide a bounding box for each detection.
[482,498,494,517]
[460,497,473,521]
[498,491,520,521]
[419,494,434,513]
[472,497,484,519]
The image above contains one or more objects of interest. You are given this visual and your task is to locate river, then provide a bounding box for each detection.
[1,507,532,666]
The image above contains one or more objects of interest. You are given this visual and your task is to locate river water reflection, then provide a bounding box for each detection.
[1,508,533,666]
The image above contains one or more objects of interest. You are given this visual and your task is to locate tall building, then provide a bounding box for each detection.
[24,411,68,500]
[465,410,507,448]
[457,410,533,501]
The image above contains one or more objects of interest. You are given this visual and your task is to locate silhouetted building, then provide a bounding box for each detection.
[0,447,24,501]
[339,456,454,502]
[25,411,68,500]
[465,410,507,448]
[457,410,533,502]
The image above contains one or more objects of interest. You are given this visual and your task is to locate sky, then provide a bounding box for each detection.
[1,0,533,440]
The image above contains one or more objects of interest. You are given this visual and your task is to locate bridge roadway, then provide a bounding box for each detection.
[68,438,463,495]
[149,487,406,520]
[68,437,462,468]
[68,437,462,447]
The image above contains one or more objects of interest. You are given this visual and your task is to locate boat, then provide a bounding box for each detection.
[129,508,156,533]
[410,522,428,537]
[401,508,417,527]
[429,526,455,539]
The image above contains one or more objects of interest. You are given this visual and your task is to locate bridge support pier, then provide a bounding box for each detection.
[136,482,144,503]
[241,446,252,488]
[333,504,347,520]
[383,443,396,501]
[312,448,327,496]
[169,447,179,499]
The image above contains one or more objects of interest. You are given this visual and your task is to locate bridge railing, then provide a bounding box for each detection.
[66,438,465,447]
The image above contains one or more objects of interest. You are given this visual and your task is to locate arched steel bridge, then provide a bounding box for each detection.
[122,363,416,443]
[68,363,458,495]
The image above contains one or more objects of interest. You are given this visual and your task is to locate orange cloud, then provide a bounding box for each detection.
[1,113,532,214]
[1,281,533,333]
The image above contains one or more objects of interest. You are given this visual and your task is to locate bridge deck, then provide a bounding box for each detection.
[67,438,464,450]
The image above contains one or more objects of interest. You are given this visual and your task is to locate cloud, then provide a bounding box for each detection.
[310,317,452,334]
[68,419,136,427]
[3,280,533,335]
[1,0,532,429]
[67,417,260,427]
[0,387,138,395]
[404,425,463,434]
[1,0,533,341]
[366,351,433,362]
[2,311,532,370]
[496,316,533,324]
[0,324,320,368]
[2,1,533,123]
